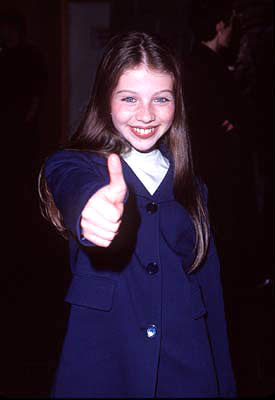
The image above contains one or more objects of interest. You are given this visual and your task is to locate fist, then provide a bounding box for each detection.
[80,154,127,247]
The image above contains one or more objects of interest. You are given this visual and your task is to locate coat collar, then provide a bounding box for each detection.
[89,147,175,202]
[122,158,174,202]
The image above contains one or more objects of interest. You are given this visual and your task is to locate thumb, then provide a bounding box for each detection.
[107,154,127,204]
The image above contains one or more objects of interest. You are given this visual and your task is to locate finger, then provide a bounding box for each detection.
[82,222,117,242]
[107,154,127,204]
[89,194,122,223]
[81,216,117,245]
[82,232,112,248]
[81,209,121,234]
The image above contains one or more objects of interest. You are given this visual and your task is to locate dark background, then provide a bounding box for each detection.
[1,0,274,397]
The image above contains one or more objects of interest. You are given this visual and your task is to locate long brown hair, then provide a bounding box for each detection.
[39,31,210,272]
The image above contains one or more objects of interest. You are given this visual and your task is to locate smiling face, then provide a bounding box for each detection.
[110,64,175,152]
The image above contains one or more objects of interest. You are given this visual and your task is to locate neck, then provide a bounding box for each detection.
[128,146,158,156]
[201,38,219,53]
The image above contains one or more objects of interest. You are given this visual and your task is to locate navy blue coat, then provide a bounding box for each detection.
[45,149,236,398]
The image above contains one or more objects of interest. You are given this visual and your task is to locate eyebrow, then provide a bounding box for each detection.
[115,89,174,95]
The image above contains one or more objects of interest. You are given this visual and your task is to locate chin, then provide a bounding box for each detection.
[129,136,161,153]
[131,143,156,153]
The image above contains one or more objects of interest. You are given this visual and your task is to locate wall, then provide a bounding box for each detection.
[68,0,111,136]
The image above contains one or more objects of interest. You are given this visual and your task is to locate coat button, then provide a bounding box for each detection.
[146,325,157,338]
[146,202,158,214]
[146,262,159,275]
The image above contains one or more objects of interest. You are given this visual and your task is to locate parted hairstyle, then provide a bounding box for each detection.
[39,31,210,272]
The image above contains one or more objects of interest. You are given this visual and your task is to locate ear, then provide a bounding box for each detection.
[216,20,225,33]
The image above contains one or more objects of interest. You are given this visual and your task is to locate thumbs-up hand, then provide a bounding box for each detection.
[80,154,127,247]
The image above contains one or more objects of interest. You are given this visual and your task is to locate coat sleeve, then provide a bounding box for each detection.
[44,150,106,245]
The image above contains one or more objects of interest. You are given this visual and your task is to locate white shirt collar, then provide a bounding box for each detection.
[122,147,170,195]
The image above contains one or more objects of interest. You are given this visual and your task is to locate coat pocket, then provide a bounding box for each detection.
[191,287,207,319]
[65,274,116,311]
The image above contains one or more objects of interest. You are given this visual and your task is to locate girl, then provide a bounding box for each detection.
[40,31,236,398]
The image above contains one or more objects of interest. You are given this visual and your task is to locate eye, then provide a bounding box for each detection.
[153,97,171,104]
[121,96,137,103]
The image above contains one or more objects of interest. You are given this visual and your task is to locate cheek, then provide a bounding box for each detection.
[111,103,133,126]
[159,105,175,124]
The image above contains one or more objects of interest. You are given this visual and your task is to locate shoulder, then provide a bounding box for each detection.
[43,149,108,179]
[45,149,106,168]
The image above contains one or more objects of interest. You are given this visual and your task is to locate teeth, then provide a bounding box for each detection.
[133,127,155,135]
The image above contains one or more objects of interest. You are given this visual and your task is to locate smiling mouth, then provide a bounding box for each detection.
[130,126,159,138]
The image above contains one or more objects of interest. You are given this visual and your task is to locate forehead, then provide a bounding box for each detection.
[115,65,173,90]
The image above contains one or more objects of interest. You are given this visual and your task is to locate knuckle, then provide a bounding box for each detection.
[99,238,112,247]
[80,218,87,230]
[81,207,91,219]
[113,221,121,234]
[109,231,116,241]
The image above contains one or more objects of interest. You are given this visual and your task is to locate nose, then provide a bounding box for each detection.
[136,102,155,123]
